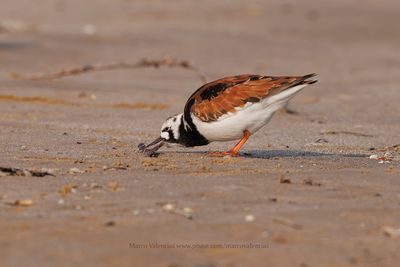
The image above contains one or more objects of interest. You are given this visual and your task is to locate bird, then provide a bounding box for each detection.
[139,73,318,157]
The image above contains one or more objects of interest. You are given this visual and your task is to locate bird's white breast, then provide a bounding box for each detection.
[191,84,307,142]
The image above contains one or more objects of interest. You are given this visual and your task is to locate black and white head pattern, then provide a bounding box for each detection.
[160,113,183,143]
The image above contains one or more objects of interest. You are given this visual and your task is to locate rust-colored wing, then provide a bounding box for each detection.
[184,74,317,122]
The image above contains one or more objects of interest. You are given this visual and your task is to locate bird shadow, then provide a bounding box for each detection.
[159,149,367,159]
[241,150,367,159]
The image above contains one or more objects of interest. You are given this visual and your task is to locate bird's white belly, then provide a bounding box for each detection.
[191,84,306,142]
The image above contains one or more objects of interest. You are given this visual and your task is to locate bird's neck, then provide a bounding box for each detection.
[177,112,209,147]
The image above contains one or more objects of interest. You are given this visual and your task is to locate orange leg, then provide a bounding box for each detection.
[209,130,251,157]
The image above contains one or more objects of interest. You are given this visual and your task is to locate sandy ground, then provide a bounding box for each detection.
[1,0,400,266]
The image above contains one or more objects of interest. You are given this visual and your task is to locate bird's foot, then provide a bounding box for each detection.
[207,151,239,157]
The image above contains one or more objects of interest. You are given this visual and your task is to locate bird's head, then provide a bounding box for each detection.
[159,113,183,143]
[142,113,183,152]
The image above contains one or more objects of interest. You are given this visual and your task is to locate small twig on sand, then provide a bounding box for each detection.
[9,57,208,83]
[0,167,55,177]
[273,217,302,230]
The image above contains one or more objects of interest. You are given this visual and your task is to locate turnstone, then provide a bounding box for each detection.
[139,73,317,157]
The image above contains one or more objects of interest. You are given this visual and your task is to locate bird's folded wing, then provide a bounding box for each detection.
[184,74,316,122]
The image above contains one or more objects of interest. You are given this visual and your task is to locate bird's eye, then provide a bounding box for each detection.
[162,128,167,132]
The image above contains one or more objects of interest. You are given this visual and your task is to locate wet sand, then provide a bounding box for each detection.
[1,1,400,266]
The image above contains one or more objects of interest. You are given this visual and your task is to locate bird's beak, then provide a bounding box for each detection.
[145,137,164,148]
[138,136,165,157]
